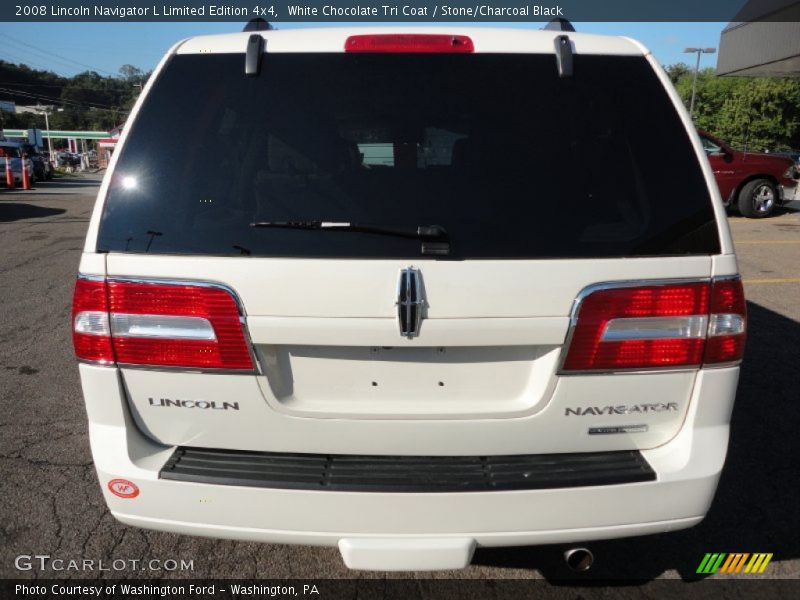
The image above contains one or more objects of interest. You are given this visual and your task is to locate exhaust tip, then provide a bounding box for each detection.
[564,547,594,572]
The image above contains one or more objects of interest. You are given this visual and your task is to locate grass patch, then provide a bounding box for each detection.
[52,168,80,178]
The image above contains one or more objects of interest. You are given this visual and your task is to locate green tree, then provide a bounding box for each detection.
[119,64,144,83]
[673,67,800,151]
[0,59,149,134]
[664,62,692,85]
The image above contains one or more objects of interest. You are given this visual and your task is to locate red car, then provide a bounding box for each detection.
[698,130,798,218]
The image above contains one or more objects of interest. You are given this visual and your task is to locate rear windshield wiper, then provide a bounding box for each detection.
[250,221,450,255]
[251,221,446,239]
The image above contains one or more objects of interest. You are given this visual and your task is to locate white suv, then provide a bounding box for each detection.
[73,26,746,572]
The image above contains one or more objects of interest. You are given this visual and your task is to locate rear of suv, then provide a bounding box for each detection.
[74,27,746,571]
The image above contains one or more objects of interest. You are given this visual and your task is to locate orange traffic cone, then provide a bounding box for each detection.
[21,155,32,190]
[4,156,14,189]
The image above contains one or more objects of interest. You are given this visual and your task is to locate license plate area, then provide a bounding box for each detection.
[256,344,559,418]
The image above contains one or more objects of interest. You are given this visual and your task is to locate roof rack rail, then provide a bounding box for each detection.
[243,18,273,32]
[543,18,575,32]
[245,34,265,76]
[553,35,573,78]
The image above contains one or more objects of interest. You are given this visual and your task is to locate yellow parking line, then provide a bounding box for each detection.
[743,277,800,284]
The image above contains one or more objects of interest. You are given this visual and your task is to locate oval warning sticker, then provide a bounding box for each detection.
[108,479,140,499]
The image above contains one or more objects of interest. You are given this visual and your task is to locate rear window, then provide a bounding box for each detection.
[98,52,720,258]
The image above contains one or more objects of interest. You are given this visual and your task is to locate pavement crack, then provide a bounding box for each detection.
[50,479,69,554]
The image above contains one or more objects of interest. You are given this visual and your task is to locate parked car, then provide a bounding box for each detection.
[698,130,797,218]
[73,26,747,572]
[0,142,35,186]
[20,143,53,180]
[57,151,82,172]
[22,144,50,179]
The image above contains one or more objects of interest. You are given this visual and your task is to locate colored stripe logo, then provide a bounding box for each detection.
[697,553,773,574]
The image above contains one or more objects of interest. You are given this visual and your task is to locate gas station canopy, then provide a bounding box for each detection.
[1,129,110,140]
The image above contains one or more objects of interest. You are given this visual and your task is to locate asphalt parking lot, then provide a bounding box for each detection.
[0,174,798,586]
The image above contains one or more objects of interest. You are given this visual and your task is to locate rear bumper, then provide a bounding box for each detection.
[82,364,738,570]
[159,447,656,492]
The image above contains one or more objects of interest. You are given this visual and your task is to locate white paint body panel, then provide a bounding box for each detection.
[104,254,715,318]
[77,26,743,570]
[83,363,737,570]
[122,367,696,450]
[108,254,710,440]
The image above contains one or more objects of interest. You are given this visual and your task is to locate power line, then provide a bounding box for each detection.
[0,86,117,109]
[0,78,127,108]
[4,33,117,76]
[0,81,143,94]
[0,86,130,114]
[5,41,114,78]
[0,52,66,75]
[0,82,69,89]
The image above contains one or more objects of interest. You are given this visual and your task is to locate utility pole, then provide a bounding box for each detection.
[36,103,54,160]
[684,47,716,119]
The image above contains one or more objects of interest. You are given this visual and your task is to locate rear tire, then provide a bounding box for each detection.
[738,178,777,218]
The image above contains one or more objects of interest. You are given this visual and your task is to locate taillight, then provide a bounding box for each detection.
[561,279,746,372]
[704,279,747,364]
[72,278,253,371]
[72,278,114,364]
[345,34,474,54]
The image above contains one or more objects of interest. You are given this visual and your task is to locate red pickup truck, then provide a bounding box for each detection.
[698,130,798,218]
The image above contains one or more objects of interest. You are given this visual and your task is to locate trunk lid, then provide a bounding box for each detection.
[109,253,711,452]
[91,32,724,455]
